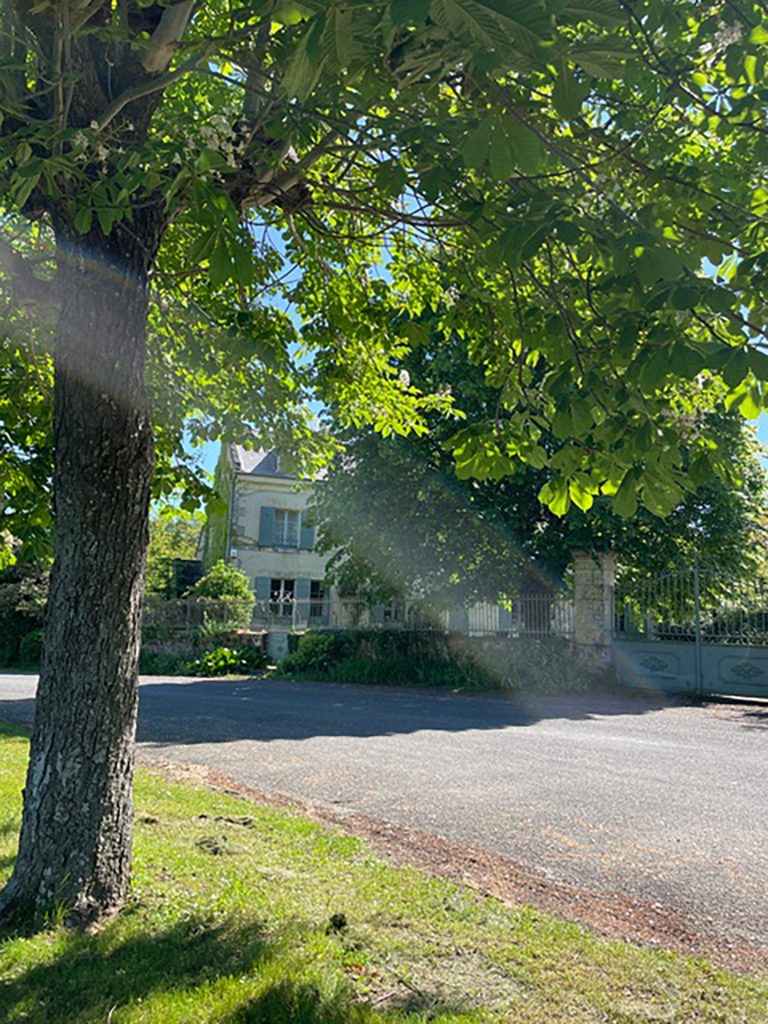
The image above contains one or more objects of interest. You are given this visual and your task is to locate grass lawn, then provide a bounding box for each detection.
[0,722,766,1023]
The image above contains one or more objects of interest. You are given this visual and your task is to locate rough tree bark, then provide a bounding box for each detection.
[0,212,164,924]
[0,1,289,925]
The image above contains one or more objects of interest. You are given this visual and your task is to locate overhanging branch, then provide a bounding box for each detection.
[0,239,57,312]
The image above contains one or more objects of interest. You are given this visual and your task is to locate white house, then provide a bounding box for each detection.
[200,443,574,640]
[201,444,330,627]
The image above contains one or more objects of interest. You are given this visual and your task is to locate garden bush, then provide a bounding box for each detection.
[18,628,44,667]
[188,645,267,677]
[185,561,255,632]
[0,566,48,665]
[138,649,194,675]
[139,641,267,677]
[279,630,612,693]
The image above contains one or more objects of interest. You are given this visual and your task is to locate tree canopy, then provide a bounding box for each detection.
[2,1,768,522]
[312,341,768,606]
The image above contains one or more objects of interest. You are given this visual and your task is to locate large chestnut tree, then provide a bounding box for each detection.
[0,0,766,924]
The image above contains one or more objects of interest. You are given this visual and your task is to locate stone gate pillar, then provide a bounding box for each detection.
[572,550,616,654]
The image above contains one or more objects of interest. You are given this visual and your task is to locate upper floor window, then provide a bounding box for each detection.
[274,508,299,547]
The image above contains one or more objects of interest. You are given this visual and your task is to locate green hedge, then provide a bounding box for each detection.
[279,630,610,693]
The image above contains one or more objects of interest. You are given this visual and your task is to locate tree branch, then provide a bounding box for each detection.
[93,50,213,133]
[0,239,57,311]
[141,0,197,74]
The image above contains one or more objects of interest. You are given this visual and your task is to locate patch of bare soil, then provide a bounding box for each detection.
[140,754,768,976]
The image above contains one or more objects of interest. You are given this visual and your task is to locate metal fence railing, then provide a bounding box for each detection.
[144,593,574,639]
[142,597,254,636]
[614,567,768,646]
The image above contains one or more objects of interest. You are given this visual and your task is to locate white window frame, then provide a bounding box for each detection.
[270,578,295,617]
[273,508,299,548]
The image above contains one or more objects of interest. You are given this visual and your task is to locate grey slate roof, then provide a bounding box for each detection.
[229,445,294,478]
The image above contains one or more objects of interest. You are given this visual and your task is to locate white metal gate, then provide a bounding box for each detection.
[613,566,768,699]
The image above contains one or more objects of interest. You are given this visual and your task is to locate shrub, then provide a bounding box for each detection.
[197,610,254,644]
[18,628,44,667]
[189,645,267,677]
[0,566,48,665]
[185,562,255,634]
[278,629,610,693]
[139,650,194,675]
[190,562,252,601]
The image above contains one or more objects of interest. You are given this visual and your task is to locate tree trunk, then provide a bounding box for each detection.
[0,223,160,925]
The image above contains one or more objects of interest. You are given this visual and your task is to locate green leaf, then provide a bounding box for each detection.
[521,223,549,261]
[400,322,431,345]
[374,160,408,197]
[612,476,638,518]
[552,64,588,119]
[489,133,515,181]
[430,0,549,55]
[538,477,570,516]
[497,221,540,266]
[461,121,493,169]
[273,0,313,26]
[568,475,594,511]
[282,21,325,100]
[721,349,750,388]
[551,405,573,439]
[744,53,758,86]
[748,347,768,380]
[96,207,116,236]
[209,241,233,287]
[188,228,218,266]
[560,0,625,28]
[642,475,682,516]
[569,397,592,435]
[525,444,548,469]
[571,38,630,78]
[230,240,254,285]
[73,206,92,235]
[738,385,762,419]
[13,170,40,209]
[391,0,430,25]
[652,245,686,281]
[671,284,699,309]
[506,120,543,173]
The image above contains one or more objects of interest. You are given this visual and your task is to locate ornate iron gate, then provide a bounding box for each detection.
[613,565,768,699]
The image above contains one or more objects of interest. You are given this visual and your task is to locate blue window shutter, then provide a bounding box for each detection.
[258,506,274,547]
[300,522,316,550]
[498,606,513,630]
[254,576,271,601]
[371,604,385,624]
[295,578,311,620]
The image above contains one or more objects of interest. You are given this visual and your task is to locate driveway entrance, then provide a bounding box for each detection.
[613,566,768,698]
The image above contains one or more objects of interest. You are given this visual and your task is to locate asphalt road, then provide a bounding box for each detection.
[1,673,767,958]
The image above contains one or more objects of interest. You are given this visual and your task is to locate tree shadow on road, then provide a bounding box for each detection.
[0,677,687,747]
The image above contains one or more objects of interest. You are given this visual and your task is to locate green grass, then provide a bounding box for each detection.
[0,722,766,1023]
